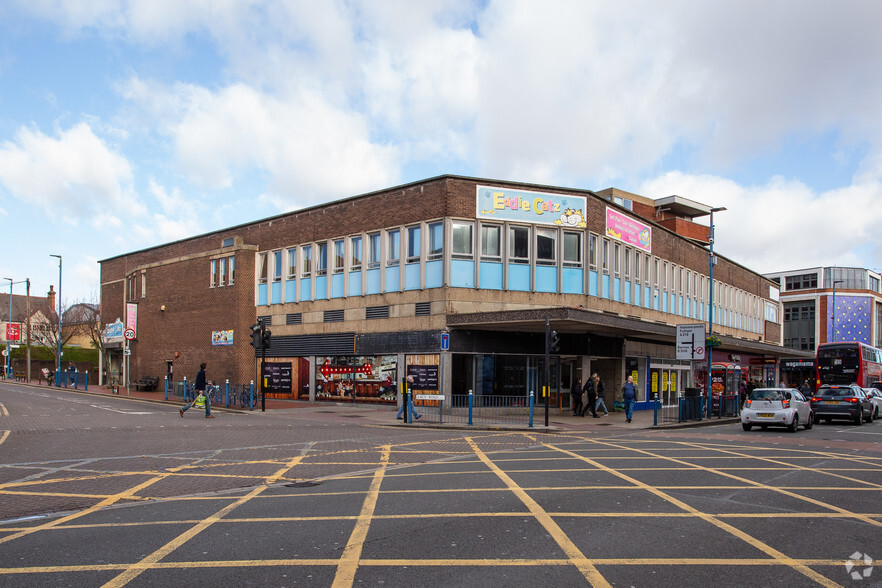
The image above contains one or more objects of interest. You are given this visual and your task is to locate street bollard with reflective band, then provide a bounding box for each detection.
[653,393,659,426]
[468,389,473,426]
[529,391,534,428]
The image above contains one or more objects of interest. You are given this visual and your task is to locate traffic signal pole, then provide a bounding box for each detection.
[544,318,550,427]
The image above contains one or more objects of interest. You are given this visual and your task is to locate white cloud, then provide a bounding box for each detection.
[639,169,882,274]
[0,122,145,223]
[120,78,401,207]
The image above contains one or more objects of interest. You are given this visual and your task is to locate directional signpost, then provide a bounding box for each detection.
[676,324,706,361]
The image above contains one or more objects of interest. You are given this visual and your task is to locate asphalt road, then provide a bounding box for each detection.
[0,381,880,587]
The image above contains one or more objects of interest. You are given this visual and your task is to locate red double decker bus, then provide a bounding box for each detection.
[816,341,882,387]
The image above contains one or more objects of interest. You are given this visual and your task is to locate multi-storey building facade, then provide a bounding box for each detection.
[765,266,882,387]
[100,176,794,411]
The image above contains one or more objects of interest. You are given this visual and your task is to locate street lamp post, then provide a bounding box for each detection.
[4,277,11,379]
[50,255,62,386]
[831,279,845,343]
[706,206,726,418]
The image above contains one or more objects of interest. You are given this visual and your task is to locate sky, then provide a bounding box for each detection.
[1,0,881,306]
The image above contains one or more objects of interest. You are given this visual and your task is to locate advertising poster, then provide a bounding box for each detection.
[211,330,234,346]
[605,207,652,253]
[262,362,292,395]
[407,364,439,390]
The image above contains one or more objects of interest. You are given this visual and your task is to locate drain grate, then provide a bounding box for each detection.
[284,481,322,488]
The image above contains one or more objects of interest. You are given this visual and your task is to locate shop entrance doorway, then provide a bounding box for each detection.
[649,362,692,407]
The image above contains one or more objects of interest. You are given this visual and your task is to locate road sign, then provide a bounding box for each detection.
[124,328,136,340]
[676,324,706,360]
[440,333,450,351]
[124,349,131,356]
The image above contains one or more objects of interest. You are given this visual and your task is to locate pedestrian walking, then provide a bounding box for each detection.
[580,375,599,417]
[180,363,214,418]
[396,375,421,421]
[799,379,811,397]
[593,373,609,415]
[571,377,584,416]
[622,375,638,423]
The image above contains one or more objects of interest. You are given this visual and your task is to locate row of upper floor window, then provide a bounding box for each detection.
[255,218,776,328]
[771,269,881,293]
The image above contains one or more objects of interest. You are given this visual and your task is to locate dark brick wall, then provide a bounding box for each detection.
[100,175,781,384]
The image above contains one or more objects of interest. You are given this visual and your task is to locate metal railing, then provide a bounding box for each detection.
[657,392,741,423]
[164,377,258,410]
[404,391,537,427]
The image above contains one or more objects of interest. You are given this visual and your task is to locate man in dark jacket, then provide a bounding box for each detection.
[580,375,599,417]
[571,378,583,416]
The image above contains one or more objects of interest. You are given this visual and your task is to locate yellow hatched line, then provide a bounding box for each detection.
[99,443,315,588]
[466,437,611,587]
[544,441,842,588]
[0,557,853,575]
[599,439,882,527]
[0,467,188,547]
[673,440,882,489]
[331,445,391,588]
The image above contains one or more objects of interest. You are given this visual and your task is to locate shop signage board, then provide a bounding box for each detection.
[105,320,124,343]
[676,324,706,360]
[407,364,439,390]
[262,362,292,394]
[476,185,588,227]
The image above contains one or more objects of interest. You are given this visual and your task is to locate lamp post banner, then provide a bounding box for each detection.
[126,303,138,338]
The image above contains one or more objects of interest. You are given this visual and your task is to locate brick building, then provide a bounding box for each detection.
[99,175,795,410]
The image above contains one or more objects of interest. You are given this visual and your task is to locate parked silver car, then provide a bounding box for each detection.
[741,388,813,432]
[863,388,882,420]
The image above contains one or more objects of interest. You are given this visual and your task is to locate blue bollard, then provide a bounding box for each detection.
[529,391,534,428]
[468,390,473,426]
[653,393,659,426]
[250,380,254,411]
[164,376,169,401]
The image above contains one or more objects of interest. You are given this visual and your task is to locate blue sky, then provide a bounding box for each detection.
[1,0,881,305]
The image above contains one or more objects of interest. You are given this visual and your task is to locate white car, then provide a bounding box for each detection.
[741,388,813,432]
[862,388,882,420]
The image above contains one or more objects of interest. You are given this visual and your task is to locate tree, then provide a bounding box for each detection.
[31,298,98,368]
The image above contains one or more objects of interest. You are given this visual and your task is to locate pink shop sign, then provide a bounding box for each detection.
[605,207,652,253]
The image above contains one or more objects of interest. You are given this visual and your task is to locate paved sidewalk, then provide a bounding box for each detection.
[11,379,738,432]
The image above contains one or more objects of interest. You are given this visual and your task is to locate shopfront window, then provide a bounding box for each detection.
[536,228,556,265]
[452,221,474,258]
[509,226,529,263]
[481,224,501,260]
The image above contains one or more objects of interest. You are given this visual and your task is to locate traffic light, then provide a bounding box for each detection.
[249,324,262,350]
[550,330,560,352]
[261,329,272,349]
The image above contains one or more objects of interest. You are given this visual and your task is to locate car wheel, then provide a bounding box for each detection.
[788,414,798,433]
[864,410,873,423]
[742,423,752,431]
[805,412,813,430]
[854,412,863,425]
